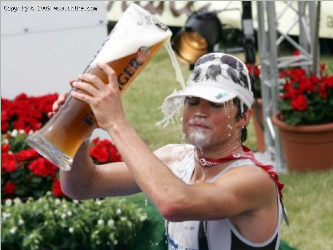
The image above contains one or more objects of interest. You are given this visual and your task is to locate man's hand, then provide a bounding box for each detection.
[47,80,74,118]
[70,63,126,131]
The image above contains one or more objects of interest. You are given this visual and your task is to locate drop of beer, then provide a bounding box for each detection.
[164,40,186,89]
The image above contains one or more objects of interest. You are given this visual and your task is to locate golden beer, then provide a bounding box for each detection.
[27,4,172,171]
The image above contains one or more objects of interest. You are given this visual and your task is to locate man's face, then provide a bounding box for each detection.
[182,97,241,151]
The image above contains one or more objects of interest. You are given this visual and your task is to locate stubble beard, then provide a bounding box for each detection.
[186,117,213,151]
[188,129,211,151]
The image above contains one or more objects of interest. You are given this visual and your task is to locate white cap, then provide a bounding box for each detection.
[159,53,254,125]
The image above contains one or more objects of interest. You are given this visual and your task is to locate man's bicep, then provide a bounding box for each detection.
[89,162,141,198]
[215,166,277,214]
[171,166,276,221]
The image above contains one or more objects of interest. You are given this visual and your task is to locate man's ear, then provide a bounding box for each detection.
[241,108,253,128]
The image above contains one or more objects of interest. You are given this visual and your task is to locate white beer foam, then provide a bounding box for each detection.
[92,4,172,65]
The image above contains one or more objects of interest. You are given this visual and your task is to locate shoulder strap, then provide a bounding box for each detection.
[198,221,209,250]
[240,145,284,198]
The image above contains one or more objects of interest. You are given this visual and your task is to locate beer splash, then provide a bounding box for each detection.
[156,40,187,128]
[164,40,186,89]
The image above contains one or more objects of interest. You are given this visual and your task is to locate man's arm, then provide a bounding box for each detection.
[59,142,183,200]
[60,140,141,200]
[106,118,276,221]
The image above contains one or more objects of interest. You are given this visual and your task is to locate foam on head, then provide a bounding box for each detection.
[92,4,172,66]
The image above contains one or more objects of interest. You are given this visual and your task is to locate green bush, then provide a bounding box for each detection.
[124,194,167,250]
[1,193,147,250]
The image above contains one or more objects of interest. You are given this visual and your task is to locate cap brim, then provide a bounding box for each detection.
[166,85,237,104]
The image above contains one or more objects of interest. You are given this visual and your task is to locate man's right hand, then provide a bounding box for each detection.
[48,80,74,118]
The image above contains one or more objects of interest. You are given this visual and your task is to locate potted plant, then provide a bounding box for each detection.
[272,65,333,171]
[247,64,265,153]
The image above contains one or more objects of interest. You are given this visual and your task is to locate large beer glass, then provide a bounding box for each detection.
[27,4,172,171]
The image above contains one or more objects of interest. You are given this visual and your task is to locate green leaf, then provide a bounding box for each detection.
[9,171,21,179]
[31,176,42,184]
[33,190,46,198]
[15,186,27,196]
[285,113,302,125]
[279,101,292,111]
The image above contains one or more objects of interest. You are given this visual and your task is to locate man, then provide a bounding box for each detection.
[55,53,284,249]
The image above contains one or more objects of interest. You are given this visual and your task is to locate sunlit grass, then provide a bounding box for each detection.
[280,170,333,249]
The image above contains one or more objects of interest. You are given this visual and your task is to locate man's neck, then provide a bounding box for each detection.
[191,139,244,183]
[196,139,244,159]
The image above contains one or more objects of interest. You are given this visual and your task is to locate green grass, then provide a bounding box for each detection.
[120,48,333,249]
[280,171,333,250]
[121,48,188,150]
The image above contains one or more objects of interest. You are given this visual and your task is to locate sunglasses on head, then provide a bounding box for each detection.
[194,54,245,71]
[220,55,244,70]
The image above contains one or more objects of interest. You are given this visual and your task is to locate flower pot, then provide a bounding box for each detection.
[252,98,265,153]
[272,112,333,172]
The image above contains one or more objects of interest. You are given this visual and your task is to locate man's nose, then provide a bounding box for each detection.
[194,112,208,118]
[194,103,209,118]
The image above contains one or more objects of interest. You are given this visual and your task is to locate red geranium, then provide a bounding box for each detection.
[2,152,17,173]
[15,148,39,162]
[246,64,261,98]
[1,93,58,134]
[90,138,122,164]
[3,182,17,194]
[52,178,65,197]
[1,93,123,200]
[279,65,333,125]
[28,157,58,177]
[290,95,308,111]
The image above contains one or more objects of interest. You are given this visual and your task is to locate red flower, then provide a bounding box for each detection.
[1,93,58,133]
[310,74,320,85]
[298,78,314,93]
[291,95,308,111]
[3,182,17,194]
[292,68,306,82]
[1,143,10,154]
[246,64,261,79]
[317,82,328,99]
[2,153,17,172]
[319,91,328,99]
[90,138,122,164]
[28,157,58,177]
[322,75,333,89]
[110,146,122,162]
[52,178,65,197]
[90,144,110,163]
[328,76,333,88]
[282,81,298,99]
[1,121,9,133]
[293,50,301,56]
[15,148,39,162]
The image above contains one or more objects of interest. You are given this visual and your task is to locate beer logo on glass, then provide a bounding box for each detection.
[82,111,96,127]
[137,46,150,63]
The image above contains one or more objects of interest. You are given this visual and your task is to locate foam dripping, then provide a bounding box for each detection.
[156,40,186,128]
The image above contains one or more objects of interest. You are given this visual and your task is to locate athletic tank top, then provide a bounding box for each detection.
[166,145,282,250]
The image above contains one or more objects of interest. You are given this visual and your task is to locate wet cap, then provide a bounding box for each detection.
[159,53,254,126]
[169,53,253,107]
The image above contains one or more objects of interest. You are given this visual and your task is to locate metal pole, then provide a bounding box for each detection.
[298,1,310,73]
[266,2,285,171]
[311,1,321,76]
